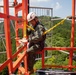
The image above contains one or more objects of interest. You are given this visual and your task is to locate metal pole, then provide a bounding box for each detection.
[69,0,75,71]
[4,0,13,74]
[22,0,29,74]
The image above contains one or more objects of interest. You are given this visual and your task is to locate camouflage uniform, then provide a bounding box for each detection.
[27,21,46,71]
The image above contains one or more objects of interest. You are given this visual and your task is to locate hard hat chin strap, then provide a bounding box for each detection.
[34,18,37,24]
[34,17,39,23]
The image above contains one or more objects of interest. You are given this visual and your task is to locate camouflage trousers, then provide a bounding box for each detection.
[27,44,43,71]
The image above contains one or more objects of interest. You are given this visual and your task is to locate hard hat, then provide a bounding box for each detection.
[27,12,37,22]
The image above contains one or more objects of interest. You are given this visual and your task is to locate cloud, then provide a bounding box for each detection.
[54,2,62,10]
[51,2,62,10]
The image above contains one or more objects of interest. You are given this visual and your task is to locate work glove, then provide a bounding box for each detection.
[18,38,28,46]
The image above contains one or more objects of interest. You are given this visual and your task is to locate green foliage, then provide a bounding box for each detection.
[0,67,8,75]
[72,60,76,71]
[34,60,42,69]
[45,56,56,65]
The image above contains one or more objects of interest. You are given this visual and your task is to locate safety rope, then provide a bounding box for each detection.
[23,21,35,37]
[24,21,27,37]
[24,17,67,36]
[43,17,67,35]
[26,25,35,31]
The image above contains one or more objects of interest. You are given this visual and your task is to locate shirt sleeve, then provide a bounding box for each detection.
[30,25,45,43]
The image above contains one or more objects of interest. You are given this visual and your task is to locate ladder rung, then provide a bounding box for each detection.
[0,51,6,54]
[18,66,25,74]
[15,3,22,12]
[13,51,26,72]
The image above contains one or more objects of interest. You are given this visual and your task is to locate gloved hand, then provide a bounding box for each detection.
[18,38,28,46]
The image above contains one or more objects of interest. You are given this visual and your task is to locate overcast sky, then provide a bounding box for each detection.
[0,0,72,18]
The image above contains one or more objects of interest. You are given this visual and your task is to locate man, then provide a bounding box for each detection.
[26,12,46,74]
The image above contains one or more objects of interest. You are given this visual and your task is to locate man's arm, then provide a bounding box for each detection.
[30,25,45,43]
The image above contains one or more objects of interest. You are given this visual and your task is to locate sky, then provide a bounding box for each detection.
[30,0,72,18]
[0,0,72,18]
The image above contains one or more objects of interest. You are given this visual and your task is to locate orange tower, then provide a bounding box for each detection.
[0,0,76,75]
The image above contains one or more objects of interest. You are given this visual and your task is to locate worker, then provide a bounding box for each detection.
[26,12,46,74]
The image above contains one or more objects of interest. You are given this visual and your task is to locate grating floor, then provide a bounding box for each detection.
[36,69,76,75]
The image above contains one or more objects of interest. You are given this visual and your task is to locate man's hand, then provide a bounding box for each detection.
[18,38,27,46]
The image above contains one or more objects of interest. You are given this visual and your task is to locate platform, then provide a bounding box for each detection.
[36,69,76,75]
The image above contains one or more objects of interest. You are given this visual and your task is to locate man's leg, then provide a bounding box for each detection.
[27,52,36,71]
[27,44,42,73]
